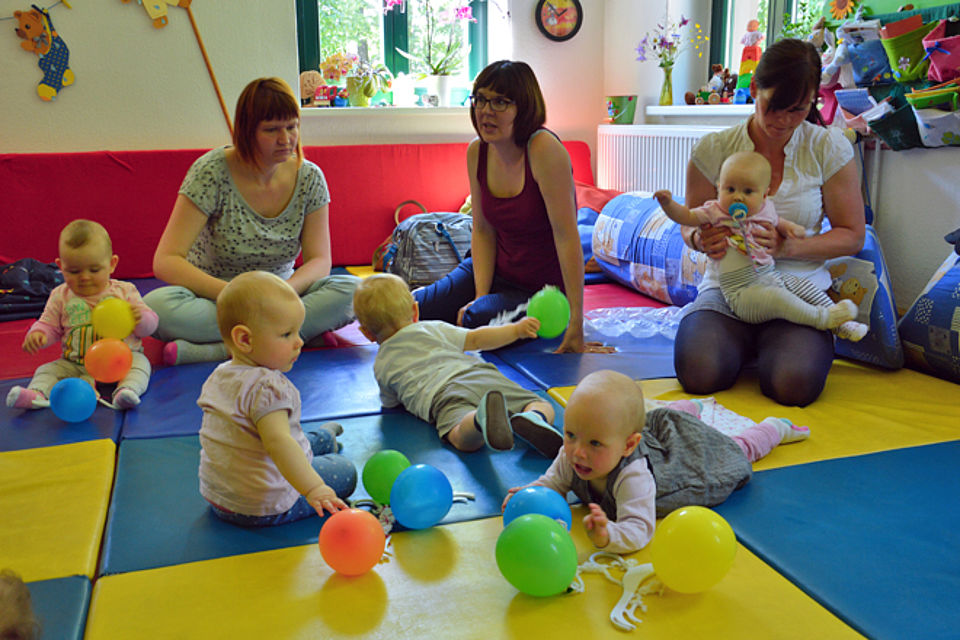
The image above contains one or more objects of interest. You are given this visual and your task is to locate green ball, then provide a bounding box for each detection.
[362,450,411,505]
[495,513,578,597]
[526,286,570,339]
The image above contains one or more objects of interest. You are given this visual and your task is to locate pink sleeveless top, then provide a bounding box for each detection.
[478,131,565,292]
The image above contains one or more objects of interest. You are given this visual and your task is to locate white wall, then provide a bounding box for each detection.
[0,2,297,152]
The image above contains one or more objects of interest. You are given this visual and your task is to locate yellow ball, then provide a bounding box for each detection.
[91,298,136,340]
[650,506,737,593]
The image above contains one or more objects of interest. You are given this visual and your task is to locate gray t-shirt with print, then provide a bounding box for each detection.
[180,146,330,280]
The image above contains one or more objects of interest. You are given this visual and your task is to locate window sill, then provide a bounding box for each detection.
[645,104,753,126]
[300,106,476,145]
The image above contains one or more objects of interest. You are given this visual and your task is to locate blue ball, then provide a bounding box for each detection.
[49,378,97,423]
[503,486,572,530]
[390,464,453,530]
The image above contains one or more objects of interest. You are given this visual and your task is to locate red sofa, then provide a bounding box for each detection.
[0,142,595,277]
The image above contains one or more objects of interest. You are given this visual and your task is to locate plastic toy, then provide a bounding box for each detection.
[318,508,386,576]
[389,464,453,530]
[361,449,411,505]
[526,286,570,339]
[495,513,578,597]
[503,486,573,530]
[92,298,136,340]
[49,378,97,423]
[648,506,736,593]
[84,338,133,384]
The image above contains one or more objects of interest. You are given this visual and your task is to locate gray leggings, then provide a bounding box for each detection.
[144,274,360,343]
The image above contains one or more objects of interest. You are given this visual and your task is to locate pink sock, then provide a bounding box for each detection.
[732,423,781,462]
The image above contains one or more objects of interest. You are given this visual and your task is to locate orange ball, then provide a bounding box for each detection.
[84,338,133,383]
[318,508,385,576]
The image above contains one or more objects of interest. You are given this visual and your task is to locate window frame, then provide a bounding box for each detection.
[296,0,487,80]
[709,0,791,69]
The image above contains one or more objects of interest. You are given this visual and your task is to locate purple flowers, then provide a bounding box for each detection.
[635,14,706,68]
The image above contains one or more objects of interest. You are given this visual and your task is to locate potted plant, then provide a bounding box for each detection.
[347,60,394,107]
[384,0,475,106]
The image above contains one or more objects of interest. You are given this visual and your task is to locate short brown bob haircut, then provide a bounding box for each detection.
[470,60,546,147]
[232,77,303,166]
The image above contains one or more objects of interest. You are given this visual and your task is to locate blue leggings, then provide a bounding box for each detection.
[209,428,357,527]
[413,258,537,328]
[673,309,835,407]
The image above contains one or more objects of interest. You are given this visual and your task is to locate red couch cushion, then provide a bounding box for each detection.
[0,141,594,277]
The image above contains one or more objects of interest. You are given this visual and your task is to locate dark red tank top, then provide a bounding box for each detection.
[478,131,565,292]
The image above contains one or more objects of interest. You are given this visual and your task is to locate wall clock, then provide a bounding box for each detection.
[535,0,583,42]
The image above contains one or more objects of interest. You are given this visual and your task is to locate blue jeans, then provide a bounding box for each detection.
[413,258,536,328]
[209,428,357,527]
[145,274,360,343]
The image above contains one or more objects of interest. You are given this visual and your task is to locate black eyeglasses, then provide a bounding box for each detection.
[469,94,515,112]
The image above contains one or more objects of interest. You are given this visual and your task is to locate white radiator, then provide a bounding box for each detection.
[597,124,726,196]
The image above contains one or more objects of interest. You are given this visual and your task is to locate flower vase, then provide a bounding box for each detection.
[423,75,452,107]
[659,65,674,106]
[346,77,372,107]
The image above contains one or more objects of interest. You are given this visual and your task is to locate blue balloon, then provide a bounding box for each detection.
[390,464,453,530]
[49,378,97,423]
[503,486,573,530]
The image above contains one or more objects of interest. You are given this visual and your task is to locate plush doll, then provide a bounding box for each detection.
[14,5,74,101]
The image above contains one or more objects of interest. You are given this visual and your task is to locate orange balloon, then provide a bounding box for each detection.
[84,338,133,383]
[318,508,385,576]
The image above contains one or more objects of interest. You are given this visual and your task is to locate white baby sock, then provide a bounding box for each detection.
[760,417,810,444]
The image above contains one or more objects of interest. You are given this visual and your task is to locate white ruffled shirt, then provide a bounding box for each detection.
[690,118,854,292]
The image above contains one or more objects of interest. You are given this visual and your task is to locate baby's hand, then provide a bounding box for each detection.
[130,305,143,324]
[653,189,672,206]
[501,486,523,513]
[515,316,540,339]
[306,483,347,516]
[22,331,47,354]
[583,503,610,549]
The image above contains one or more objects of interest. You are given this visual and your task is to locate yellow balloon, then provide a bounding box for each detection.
[650,506,737,593]
[91,298,136,340]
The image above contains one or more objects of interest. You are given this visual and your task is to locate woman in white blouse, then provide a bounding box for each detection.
[675,39,865,406]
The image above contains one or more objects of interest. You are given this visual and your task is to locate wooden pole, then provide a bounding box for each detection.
[185,5,233,137]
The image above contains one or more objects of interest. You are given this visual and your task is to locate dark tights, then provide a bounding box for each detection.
[674,310,835,407]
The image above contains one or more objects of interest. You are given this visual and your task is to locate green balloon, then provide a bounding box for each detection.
[526,286,570,339]
[495,513,578,597]
[362,450,411,505]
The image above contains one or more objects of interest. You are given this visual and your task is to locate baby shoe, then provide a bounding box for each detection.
[112,388,141,410]
[475,390,513,451]
[6,386,49,409]
[510,411,563,458]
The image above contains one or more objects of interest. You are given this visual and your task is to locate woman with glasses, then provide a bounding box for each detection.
[674,39,865,406]
[413,60,609,354]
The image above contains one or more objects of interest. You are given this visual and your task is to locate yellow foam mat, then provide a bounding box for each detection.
[0,439,115,581]
[345,265,376,278]
[86,506,861,639]
[548,360,960,471]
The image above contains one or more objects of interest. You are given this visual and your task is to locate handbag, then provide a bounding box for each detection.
[372,200,473,288]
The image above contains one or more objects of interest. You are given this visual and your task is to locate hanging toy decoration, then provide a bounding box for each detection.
[120,0,233,136]
[13,2,74,102]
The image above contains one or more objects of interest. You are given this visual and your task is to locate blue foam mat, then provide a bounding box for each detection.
[0,378,122,452]
[715,441,960,640]
[101,399,562,575]
[122,346,539,440]
[494,333,676,388]
[28,575,91,640]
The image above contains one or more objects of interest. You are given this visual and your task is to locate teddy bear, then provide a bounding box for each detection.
[827,263,868,306]
[14,6,74,101]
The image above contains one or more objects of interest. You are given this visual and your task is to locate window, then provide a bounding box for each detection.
[710,0,821,70]
[296,0,488,86]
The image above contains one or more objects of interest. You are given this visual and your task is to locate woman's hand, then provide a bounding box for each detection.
[749,220,785,256]
[456,300,476,326]
[697,223,731,260]
[554,324,615,354]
